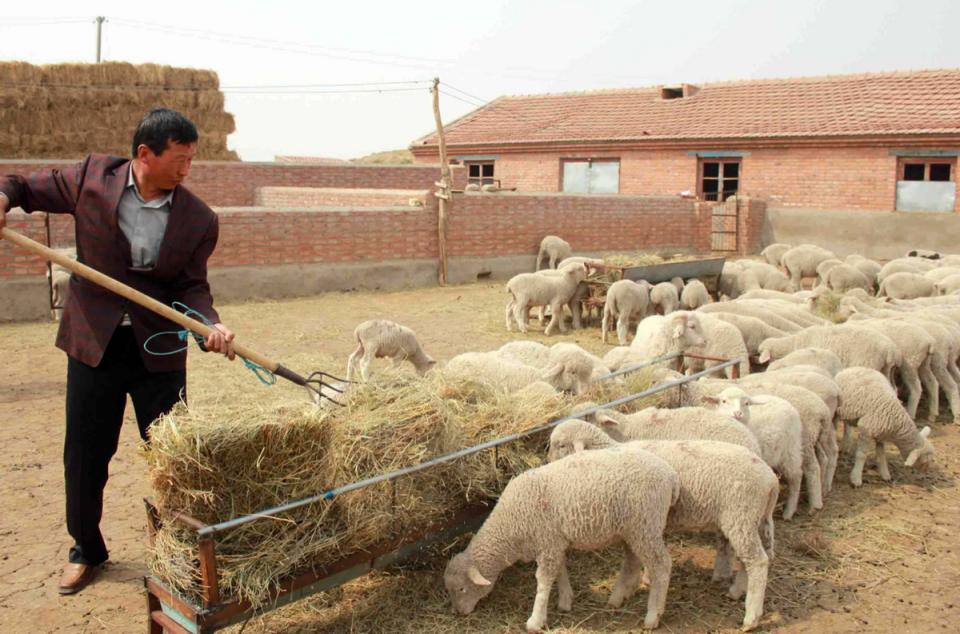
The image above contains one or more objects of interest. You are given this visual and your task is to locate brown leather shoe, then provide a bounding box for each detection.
[58,563,97,595]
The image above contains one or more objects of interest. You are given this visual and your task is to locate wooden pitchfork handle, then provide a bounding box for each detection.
[0,227,347,401]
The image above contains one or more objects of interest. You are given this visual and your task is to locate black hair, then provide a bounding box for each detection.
[131,108,199,157]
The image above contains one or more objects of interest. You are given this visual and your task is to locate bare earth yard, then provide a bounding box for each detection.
[1,282,958,633]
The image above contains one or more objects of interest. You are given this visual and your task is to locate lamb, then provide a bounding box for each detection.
[629,311,707,361]
[924,267,960,283]
[506,262,588,335]
[814,258,843,286]
[535,235,572,270]
[845,256,882,291]
[547,422,777,631]
[739,261,794,292]
[649,281,680,314]
[718,261,751,299]
[934,273,960,296]
[445,352,579,394]
[781,244,838,289]
[734,299,828,328]
[346,319,435,382]
[757,325,899,377]
[824,263,871,294]
[878,272,937,300]
[549,342,610,384]
[761,243,791,267]
[737,289,811,304]
[682,313,750,379]
[834,367,936,486]
[697,301,803,333]
[602,279,650,344]
[531,267,593,330]
[706,312,788,357]
[679,278,712,310]
[878,257,937,284]
[708,387,804,520]
[444,446,679,632]
[766,347,844,376]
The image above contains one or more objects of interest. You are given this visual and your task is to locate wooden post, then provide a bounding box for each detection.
[431,78,451,286]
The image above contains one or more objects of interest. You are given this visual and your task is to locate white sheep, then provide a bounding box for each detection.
[445,352,576,394]
[878,272,937,300]
[532,268,593,330]
[346,319,435,382]
[679,279,711,310]
[698,301,803,333]
[706,312,788,357]
[444,446,679,632]
[760,243,792,267]
[708,387,804,520]
[824,263,871,294]
[506,262,588,335]
[737,289,811,304]
[766,347,844,377]
[735,299,828,329]
[649,281,680,315]
[602,279,650,344]
[934,273,960,296]
[670,276,685,295]
[814,258,843,286]
[846,256,882,291]
[535,235,572,270]
[757,324,899,377]
[923,267,960,283]
[629,312,707,363]
[547,423,777,631]
[781,244,838,289]
[682,313,750,379]
[740,261,794,292]
[549,342,609,385]
[834,367,936,486]
[877,257,936,284]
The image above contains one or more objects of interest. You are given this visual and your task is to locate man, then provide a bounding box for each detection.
[0,108,236,595]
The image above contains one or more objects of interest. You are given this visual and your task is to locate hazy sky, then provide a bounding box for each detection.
[2,1,959,161]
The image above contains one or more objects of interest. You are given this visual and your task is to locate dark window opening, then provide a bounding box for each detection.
[930,163,952,181]
[903,164,926,181]
[699,159,741,201]
[661,87,683,100]
[466,161,495,186]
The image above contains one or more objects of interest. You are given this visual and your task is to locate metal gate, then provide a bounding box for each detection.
[710,195,739,252]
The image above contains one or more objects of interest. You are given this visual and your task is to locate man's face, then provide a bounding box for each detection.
[138,140,197,190]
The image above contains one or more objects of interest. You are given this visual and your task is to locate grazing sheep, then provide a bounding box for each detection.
[761,243,792,267]
[708,387,804,520]
[924,267,960,283]
[536,235,572,270]
[934,273,960,296]
[649,281,680,315]
[683,313,750,379]
[741,261,795,292]
[735,299,828,329]
[757,325,899,377]
[698,301,803,333]
[549,342,610,384]
[815,259,843,286]
[679,279,711,310]
[444,446,679,632]
[824,263,871,294]
[878,272,937,300]
[766,347,844,377]
[878,258,937,284]
[547,422,777,631]
[496,340,551,367]
[706,312,788,357]
[781,244,838,289]
[834,367,936,486]
[737,289,810,304]
[846,256,882,291]
[602,279,650,345]
[346,319,435,382]
[629,312,707,361]
[445,352,578,394]
[506,262,588,335]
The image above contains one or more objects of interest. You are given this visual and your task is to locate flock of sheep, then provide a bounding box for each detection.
[337,235,959,632]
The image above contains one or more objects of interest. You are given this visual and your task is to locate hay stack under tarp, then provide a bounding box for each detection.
[145,370,573,607]
[0,61,237,159]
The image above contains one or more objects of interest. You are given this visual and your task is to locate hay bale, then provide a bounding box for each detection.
[145,369,571,606]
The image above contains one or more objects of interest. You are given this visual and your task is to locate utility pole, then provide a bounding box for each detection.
[431,77,451,286]
[95,16,106,63]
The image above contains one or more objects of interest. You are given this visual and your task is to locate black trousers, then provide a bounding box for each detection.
[65,326,185,565]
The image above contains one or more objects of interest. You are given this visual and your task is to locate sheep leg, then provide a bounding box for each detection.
[526,554,562,633]
[537,305,546,327]
[632,538,672,630]
[359,348,377,382]
[820,424,839,495]
[901,364,922,420]
[801,446,823,513]
[712,535,734,581]
[875,441,892,481]
[850,435,875,487]
[608,543,644,608]
[514,297,530,334]
[932,360,960,421]
[617,315,632,347]
[556,562,573,612]
[545,300,565,335]
[726,531,769,632]
[841,420,857,454]
[505,299,514,331]
[782,465,802,521]
[346,343,364,383]
[814,441,829,496]
[601,306,612,344]
[918,359,940,421]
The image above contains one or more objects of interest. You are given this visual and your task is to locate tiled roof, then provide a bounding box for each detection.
[413,69,960,148]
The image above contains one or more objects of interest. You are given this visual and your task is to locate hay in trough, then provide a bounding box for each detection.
[145,369,572,607]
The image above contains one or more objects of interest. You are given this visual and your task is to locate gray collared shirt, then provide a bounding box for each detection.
[118,165,174,269]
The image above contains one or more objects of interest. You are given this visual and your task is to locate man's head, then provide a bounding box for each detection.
[131,108,199,191]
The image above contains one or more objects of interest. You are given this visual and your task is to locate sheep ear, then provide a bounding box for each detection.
[701,395,719,405]
[672,324,685,340]
[904,448,922,467]
[542,364,564,380]
[573,439,586,452]
[468,565,492,586]
[920,426,931,438]
[758,350,771,363]
[595,413,618,429]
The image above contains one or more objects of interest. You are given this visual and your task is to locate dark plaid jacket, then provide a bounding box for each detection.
[1,153,221,372]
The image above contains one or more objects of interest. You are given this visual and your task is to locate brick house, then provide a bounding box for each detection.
[410,69,960,213]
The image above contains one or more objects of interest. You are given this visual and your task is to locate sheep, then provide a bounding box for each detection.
[878,272,937,300]
[444,446,679,632]
[445,352,578,394]
[814,258,843,286]
[602,279,650,344]
[679,278,711,310]
[535,235,572,270]
[761,243,792,267]
[463,183,482,192]
[878,257,937,284]
[506,262,588,335]
[845,256,882,291]
[706,312,788,357]
[547,422,777,631]
[757,324,899,377]
[682,313,750,379]
[834,367,936,486]
[934,273,960,296]
[781,244,838,289]
[531,267,595,330]
[549,342,610,384]
[734,299,828,329]
[766,347,844,377]
[649,281,680,315]
[496,340,551,367]
[718,261,750,299]
[698,301,803,333]
[824,263,871,294]
[924,267,960,283]
[737,289,810,304]
[708,387,804,520]
[480,183,499,193]
[629,311,707,361]
[346,319,435,382]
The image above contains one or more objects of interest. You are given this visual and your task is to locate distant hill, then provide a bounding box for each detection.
[352,149,414,165]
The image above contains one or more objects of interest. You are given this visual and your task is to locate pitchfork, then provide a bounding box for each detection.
[1,227,348,405]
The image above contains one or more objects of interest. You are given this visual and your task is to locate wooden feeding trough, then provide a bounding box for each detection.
[143,354,740,634]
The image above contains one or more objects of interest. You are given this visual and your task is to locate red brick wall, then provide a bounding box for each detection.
[254,187,428,208]
[0,159,463,207]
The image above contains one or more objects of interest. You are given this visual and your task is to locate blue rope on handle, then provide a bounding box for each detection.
[142,301,276,385]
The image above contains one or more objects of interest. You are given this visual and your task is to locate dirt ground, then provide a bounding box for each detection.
[1,281,958,633]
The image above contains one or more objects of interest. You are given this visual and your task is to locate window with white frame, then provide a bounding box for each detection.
[561,159,620,193]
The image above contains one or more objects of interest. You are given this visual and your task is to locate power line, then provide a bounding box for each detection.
[0,18,90,26]
[440,82,492,107]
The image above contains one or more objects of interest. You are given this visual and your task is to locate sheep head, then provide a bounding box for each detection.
[444,552,495,615]
[904,426,935,469]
